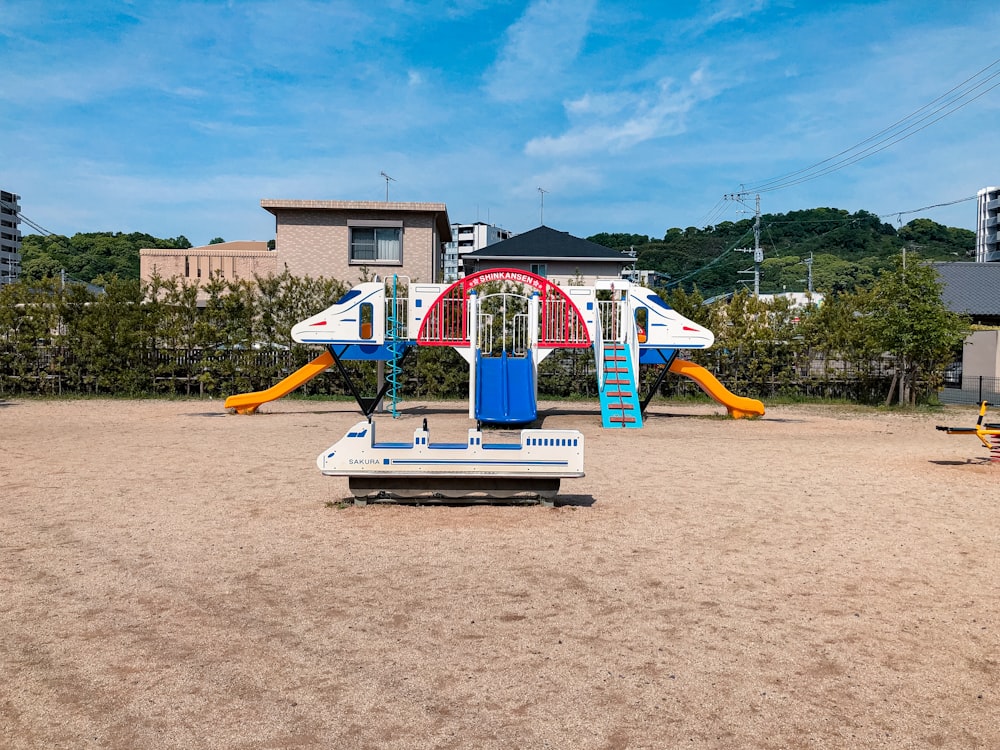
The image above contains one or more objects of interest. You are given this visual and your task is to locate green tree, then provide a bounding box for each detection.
[0,278,67,393]
[60,277,152,394]
[615,207,973,299]
[898,219,975,260]
[20,232,192,283]
[866,255,969,404]
[586,232,650,249]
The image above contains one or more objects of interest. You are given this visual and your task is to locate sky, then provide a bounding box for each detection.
[2,0,999,247]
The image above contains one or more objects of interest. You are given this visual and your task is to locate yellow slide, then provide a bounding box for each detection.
[668,358,765,419]
[224,350,335,414]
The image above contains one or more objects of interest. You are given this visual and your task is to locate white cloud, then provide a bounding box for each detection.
[701,0,769,28]
[525,66,723,158]
[167,85,208,99]
[484,0,597,103]
[439,0,494,19]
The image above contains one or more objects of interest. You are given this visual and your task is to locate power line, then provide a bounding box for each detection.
[744,57,1000,193]
[0,198,60,238]
[696,197,731,228]
[664,227,754,289]
[739,56,1000,194]
[666,192,975,292]
[880,195,977,220]
[0,199,102,286]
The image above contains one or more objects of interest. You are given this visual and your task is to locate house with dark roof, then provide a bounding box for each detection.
[934,262,1000,382]
[461,225,633,285]
[934,262,1000,326]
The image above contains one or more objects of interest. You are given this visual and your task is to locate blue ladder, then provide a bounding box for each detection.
[386,275,403,417]
[599,342,643,429]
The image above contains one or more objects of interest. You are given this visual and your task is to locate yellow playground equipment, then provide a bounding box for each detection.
[936,401,1000,461]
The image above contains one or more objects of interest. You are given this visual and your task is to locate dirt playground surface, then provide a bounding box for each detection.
[2,397,998,749]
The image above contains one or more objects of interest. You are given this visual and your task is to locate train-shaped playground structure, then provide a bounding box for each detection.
[224,268,765,427]
[226,269,763,501]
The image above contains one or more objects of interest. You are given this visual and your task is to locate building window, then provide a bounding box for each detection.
[350,227,402,264]
[530,263,547,278]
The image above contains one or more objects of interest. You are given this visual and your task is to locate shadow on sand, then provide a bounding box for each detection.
[929,458,994,466]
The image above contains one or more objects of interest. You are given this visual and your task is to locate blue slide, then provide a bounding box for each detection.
[475,350,537,424]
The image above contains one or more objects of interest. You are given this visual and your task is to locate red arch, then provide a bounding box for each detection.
[416,269,592,348]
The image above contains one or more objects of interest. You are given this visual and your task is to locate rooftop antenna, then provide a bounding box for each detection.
[380,171,396,202]
[537,187,548,226]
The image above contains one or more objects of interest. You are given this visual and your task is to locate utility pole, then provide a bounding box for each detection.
[728,191,762,297]
[380,171,396,201]
[537,187,548,226]
[802,252,814,294]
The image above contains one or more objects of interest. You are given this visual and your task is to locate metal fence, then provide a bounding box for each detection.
[2,343,993,406]
[0,346,347,398]
[938,376,1000,406]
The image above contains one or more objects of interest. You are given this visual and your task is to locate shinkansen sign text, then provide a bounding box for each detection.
[461,270,547,293]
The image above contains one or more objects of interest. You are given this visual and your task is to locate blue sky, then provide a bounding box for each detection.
[2,0,999,246]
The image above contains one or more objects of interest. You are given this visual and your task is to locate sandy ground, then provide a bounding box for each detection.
[2,396,999,749]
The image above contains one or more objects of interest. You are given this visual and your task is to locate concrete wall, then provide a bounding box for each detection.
[963,329,1000,380]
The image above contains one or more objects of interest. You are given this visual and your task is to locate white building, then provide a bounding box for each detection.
[758,291,825,308]
[976,186,1000,263]
[0,189,22,285]
[442,221,513,281]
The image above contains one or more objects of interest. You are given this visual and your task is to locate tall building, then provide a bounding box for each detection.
[442,221,513,281]
[0,189,22,285]
[976,186,1000,262]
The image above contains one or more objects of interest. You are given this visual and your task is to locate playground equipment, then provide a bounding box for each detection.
[936,401,1000,461]
[317,418,585,503]
[225,351,335,415]
[667,359,765,420]
[224,268,764,425]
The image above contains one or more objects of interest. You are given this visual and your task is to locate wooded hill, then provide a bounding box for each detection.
[19,207,975,297]
[19,232,192,283]
[589,208,975,299]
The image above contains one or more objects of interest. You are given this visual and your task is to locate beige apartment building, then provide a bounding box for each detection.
[261,200,451,283]
[140,200,452,293]
[140,241,278,285]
